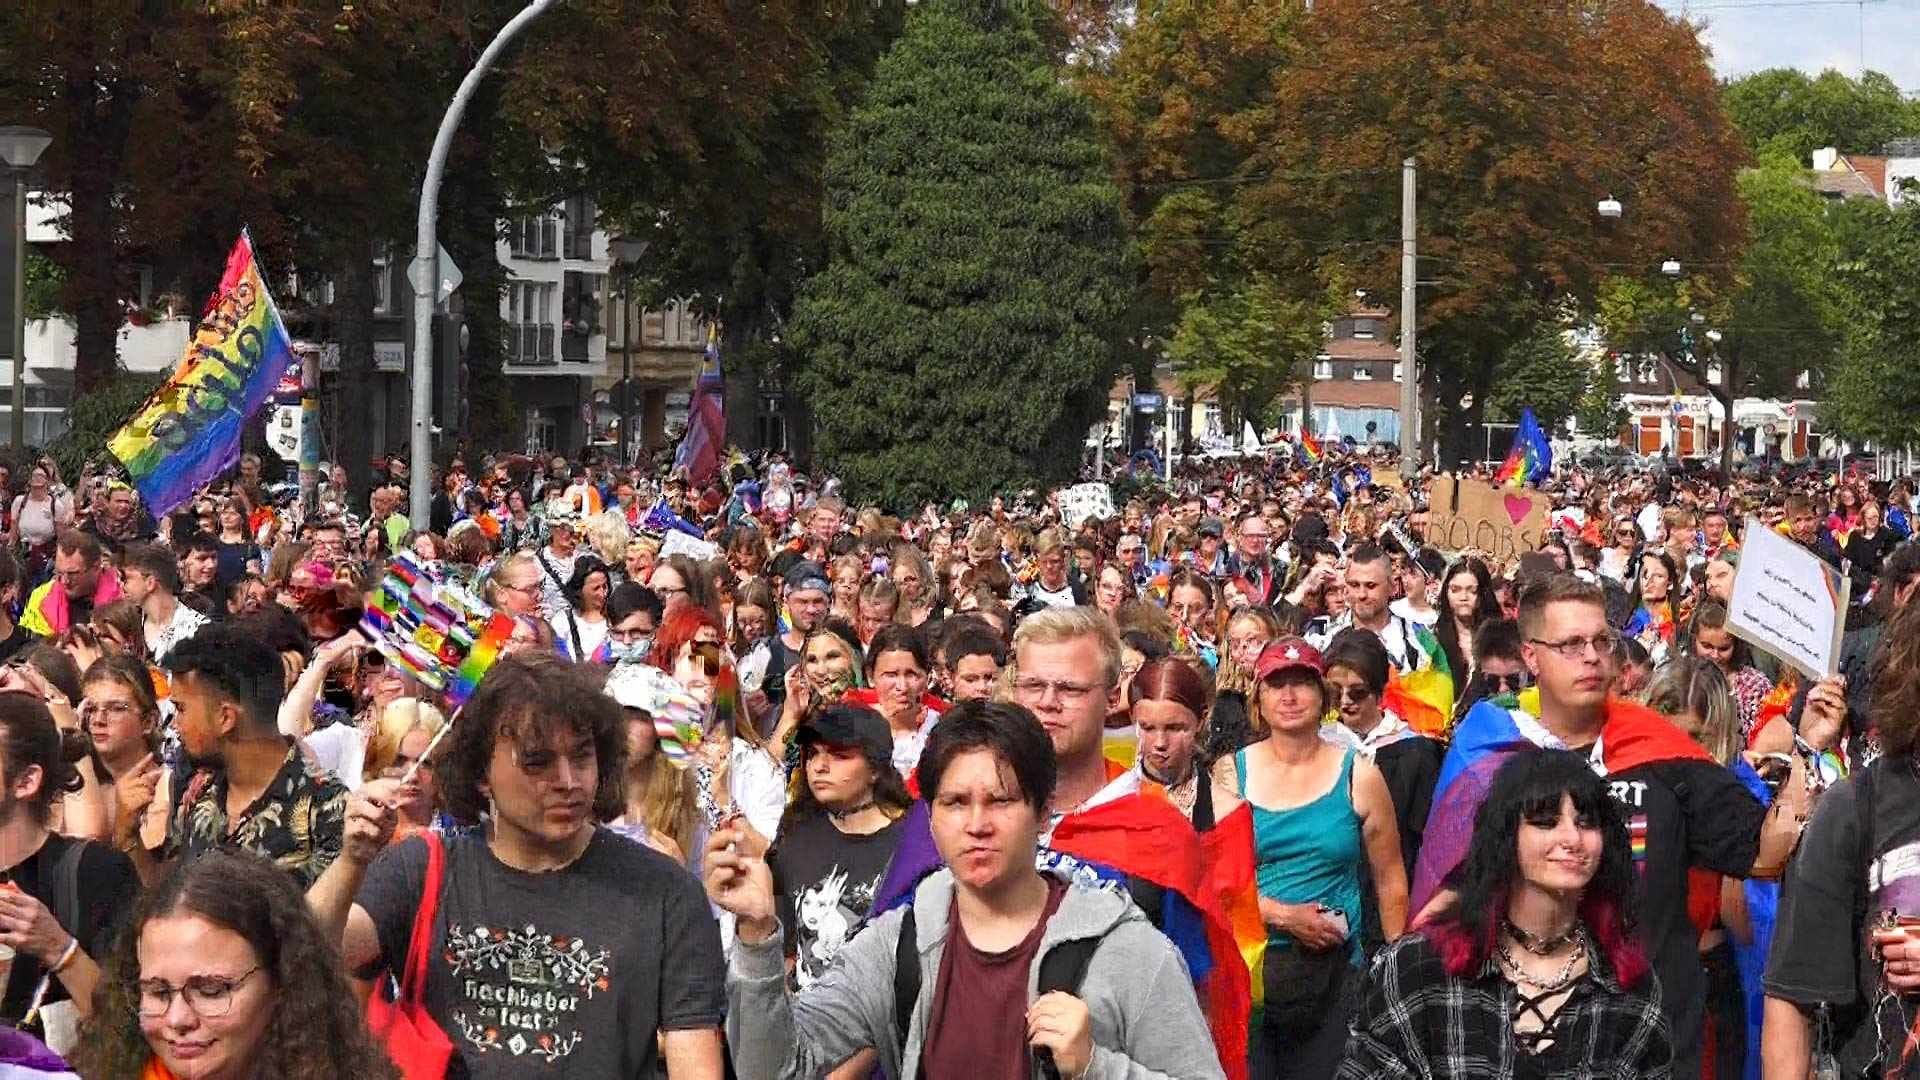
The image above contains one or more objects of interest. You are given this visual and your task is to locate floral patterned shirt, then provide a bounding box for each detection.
[169,743,348,888]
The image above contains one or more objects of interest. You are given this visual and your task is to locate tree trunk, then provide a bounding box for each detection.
[332,233,377,508]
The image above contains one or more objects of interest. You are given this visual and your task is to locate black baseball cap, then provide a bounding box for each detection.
[796,704,893,763]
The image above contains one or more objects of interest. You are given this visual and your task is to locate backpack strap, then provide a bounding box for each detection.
[1033,932,1109,1080]
[892,905,919,1054]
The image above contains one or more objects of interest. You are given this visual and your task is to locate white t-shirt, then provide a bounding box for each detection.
[1389,597,1439,628]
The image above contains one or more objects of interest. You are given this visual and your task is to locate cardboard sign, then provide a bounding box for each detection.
[660,529,720,562]
[1059,482,1116,531]
[1422,475,1551,562]
[1726,517,1849,680]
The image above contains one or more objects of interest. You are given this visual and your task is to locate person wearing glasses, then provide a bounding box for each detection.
[1321,631,1441,887]
[1224,510,1280,608]
[74,848,399,1080]
[483,552,547,620]
[1414,574,1802,1080]
[20,531,122,640]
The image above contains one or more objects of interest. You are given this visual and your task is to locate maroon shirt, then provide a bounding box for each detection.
[919,880,1068,1079]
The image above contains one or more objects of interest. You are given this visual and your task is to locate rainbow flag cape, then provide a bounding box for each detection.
[108,231,296,517]
[871,770,1250,1080]
[1410,689,1712,913]
[1299,429,1323,464]
[1492,406,1552,489]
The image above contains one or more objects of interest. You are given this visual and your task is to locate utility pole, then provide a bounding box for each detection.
[408,0,560,526]
[1398,157,1419,484]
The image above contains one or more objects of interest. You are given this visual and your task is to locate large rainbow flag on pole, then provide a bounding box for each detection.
[1492,406,1553,489]
[672,324,725,486]
[108,231,296,517]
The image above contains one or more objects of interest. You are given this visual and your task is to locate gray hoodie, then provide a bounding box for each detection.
[725,866,1226,1080]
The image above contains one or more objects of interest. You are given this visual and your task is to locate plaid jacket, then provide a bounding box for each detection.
[1337,932,1672,1079]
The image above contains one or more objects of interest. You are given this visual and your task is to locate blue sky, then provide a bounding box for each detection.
[1651,0,1920,90]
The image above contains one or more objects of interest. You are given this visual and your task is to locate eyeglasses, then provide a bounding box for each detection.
[1012,677,1103,704]
[79,701,139,722]
[137,965,261,1018]
[1527,631,1620,659]
[1485,671,1532,693]
[1330,684,1375,704]
[506,581,544,599]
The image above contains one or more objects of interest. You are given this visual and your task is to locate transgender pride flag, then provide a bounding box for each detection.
[673,325,725,486]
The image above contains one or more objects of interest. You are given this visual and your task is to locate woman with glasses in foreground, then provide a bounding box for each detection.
[73,848,397,1080]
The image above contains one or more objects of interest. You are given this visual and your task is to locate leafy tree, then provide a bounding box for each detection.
[1722,68,1920,162]
[791,0,1132,507]
[1598,158,1843,472]
[1090,0,1314,422]
[1219,0,1746,468]
[1485,321,1592,433]
[1822,197,1920,449]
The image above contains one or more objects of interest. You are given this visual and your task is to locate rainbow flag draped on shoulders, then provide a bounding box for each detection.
[1492,406,1553,489]
[870,766,1252,1080]
[1410,688,1712,913]
[108,231,297,517]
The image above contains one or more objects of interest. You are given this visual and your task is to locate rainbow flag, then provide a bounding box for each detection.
[1410,689,1712,913]
[108,232,296,517]
[359,554,513,709]
[1299,428,1323,463]
[673,325,726,486]
[1382,624,1455,737]
[1492,406,1552,489]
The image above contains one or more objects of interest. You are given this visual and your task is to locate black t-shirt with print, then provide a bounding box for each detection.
[769,812,906,990]
[357,826,724,1078]
[1601,758,1763,1080]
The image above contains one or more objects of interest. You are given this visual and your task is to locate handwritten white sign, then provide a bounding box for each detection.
[1058,483,1116,531]
[1726,517,1849,680]
[660,530,720,563]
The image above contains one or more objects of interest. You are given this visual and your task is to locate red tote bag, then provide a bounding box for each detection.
[366,831,456,1079]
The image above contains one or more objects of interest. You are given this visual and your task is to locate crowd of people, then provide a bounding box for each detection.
[0,439,1906,1078]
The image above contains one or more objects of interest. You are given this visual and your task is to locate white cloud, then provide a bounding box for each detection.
[1653,0,1920,91]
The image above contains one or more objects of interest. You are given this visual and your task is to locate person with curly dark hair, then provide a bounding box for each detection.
[1340,750,1670,1077]
[72,848,399,1080]
[310,653,726,1077]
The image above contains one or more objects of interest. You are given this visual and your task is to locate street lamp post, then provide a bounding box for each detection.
[408,0,560,526]
[609,237,649,468]
[0,127,52,450]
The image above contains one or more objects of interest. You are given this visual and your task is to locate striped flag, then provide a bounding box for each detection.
[673,325,725,485]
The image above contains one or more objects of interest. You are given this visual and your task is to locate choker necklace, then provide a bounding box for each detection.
[828,799,877,822]
[1503,918,1580,956]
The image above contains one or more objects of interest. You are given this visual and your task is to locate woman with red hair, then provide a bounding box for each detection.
[1339,749,1668,1077]
[1128,657,1233,826]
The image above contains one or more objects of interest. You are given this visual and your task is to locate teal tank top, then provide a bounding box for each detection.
[1235,746,1365,965]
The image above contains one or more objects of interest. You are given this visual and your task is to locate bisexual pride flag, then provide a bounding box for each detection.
[109,231,296,517]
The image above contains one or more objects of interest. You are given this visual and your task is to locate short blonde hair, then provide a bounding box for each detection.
[1010,607,1123,689]
[583,511,630,563]
[363,697,448,782]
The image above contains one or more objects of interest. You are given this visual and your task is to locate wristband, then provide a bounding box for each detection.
[49,935,78,975]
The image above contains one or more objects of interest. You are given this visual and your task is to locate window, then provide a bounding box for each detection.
[1393,362,1403,382]
[1353,364,1373,380]
[372,250,392,315]
[1313,359,1333,380]
[1797,370,1811,390]
[1706,363,1722,386]
[1351,318,1377,339]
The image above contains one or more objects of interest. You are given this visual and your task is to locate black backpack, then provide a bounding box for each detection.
[891,904,1108,1080]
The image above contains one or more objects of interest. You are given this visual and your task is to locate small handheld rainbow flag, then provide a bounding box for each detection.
[109,231,297,517]
[359,554,514,708]
[1298,428,1323,463]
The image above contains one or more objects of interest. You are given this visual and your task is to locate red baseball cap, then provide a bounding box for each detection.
[1254,637,1326,682]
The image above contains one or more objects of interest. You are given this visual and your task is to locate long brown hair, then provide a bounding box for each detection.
[1871,596,1920,760]
[73,849,401,1079]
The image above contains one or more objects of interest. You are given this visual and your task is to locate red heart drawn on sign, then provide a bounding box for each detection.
[1503,495,1532,526]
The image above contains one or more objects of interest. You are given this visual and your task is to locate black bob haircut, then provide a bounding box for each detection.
[917,699,1056,814]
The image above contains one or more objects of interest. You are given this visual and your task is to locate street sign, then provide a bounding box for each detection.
[1132,392,1165,413]
[407,244,463,306]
